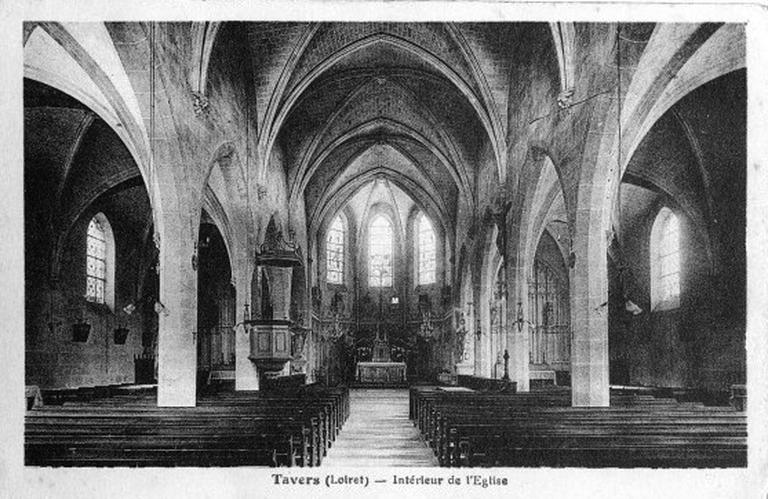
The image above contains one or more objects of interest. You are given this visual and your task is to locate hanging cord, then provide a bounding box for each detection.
[246,66,251,224]
[616,24,623,240]
[149,23,155,222]
[244,64,253,323]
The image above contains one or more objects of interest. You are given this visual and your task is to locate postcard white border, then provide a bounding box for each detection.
[1,2,766,498]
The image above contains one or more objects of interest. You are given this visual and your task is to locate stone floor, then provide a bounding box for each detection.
[323,389,438,467]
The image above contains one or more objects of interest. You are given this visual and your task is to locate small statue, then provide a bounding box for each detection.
[454,313,467,360]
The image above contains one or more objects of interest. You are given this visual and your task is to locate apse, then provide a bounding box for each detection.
[308,175,452,384]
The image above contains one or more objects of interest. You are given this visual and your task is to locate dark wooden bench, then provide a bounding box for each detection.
[410,386,746,468]
[457,375,516,392]
[429,407,743,464]
[26,385,349,468]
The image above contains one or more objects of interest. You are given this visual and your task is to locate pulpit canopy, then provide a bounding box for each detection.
[254,231,303,267]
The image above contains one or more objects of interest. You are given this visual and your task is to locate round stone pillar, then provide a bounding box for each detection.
[156,221,198,407]
[569,208,610,407]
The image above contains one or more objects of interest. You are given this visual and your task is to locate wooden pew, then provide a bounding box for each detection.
[26,385,350,468]
[409,386,746,468]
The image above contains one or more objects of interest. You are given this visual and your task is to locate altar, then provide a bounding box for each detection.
[355,328,406,383]
[356,361,406,383]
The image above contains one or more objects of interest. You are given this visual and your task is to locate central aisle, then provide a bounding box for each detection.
[323,389,438,467]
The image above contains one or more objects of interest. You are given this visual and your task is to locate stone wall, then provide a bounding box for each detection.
[610,71,746,392]
[26,186,150,389]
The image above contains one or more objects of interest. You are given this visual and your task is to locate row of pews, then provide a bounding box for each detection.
[410,386,746,468]
[26,384,349,467]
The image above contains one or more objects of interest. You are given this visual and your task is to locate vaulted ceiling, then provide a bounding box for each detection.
[222,22,558,240]
[24,79,149,259]
[621,69,746,260]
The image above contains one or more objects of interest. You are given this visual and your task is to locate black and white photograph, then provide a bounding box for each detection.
[2,2,767,498]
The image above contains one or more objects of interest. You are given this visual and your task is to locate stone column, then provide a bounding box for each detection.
[156,221,198,407]
[234,262,259,390]
[507,256,530,392]
[455,302,475,375]
[472,303,483,376]
[570,211,610,407]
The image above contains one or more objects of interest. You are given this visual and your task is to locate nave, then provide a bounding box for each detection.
[25,383,745,468]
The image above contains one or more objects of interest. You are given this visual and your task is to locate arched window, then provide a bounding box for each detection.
[85,213,114,308]
[369,214,393,287]
[416,212,436,285]
[326,215,345,284]
[651,207,680,311]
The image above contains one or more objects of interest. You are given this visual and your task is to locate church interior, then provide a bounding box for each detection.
[22,21,747,468]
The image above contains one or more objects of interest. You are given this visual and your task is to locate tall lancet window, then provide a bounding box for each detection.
[651,207,681,311]
[369,215,393,287]
[326,215,345,284]
[417,212,436,285]
[86,213,112,305]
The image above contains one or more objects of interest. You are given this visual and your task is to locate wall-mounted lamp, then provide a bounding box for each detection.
[625,299,643,316]
[191,242,199,271]
[114,326,130,345]
[72,320,91,343]
[154,301,169,316]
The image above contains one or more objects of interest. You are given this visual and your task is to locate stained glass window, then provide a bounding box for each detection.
[326,215,345,284]
[417,212,436,285]
[652,208,680,310]
[369,215,393,287]
[86,216,107,303]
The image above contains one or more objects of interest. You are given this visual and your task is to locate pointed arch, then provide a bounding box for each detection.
[263,32,502,182]
[288,76,473,205]
[292,117,472,210]
[476,221,502,378]
[309,147,452,236]
[24,26,150,193]
[529,228,571,370]
[202,186,236,274]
